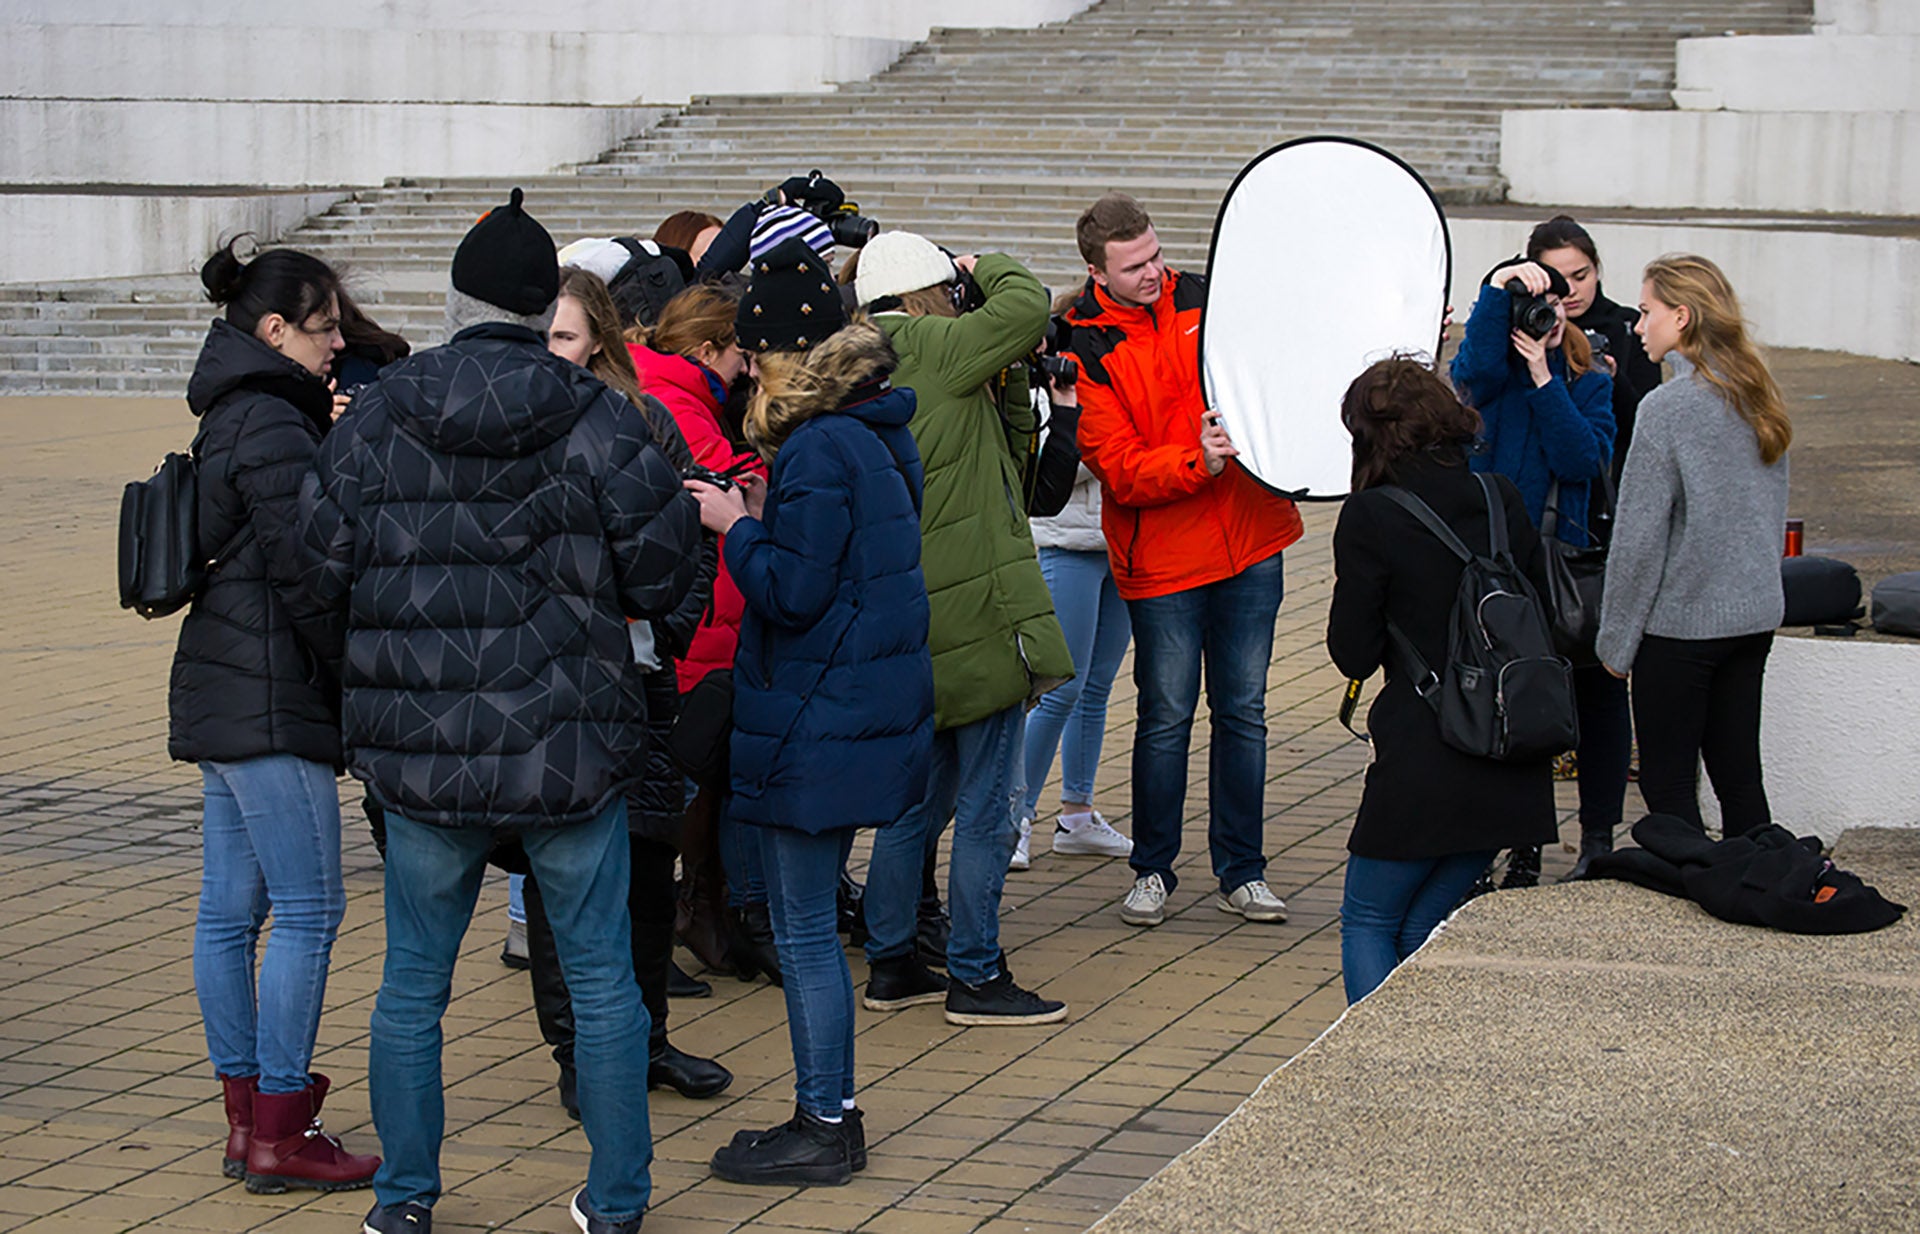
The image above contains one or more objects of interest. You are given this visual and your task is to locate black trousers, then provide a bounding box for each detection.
[524,832,678,1069]
[1573,663,1632,838]
[1629,632,1774,837]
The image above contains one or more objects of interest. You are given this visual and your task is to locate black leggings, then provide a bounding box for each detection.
[1573,663,1632,838]
[1629,632,1774,836]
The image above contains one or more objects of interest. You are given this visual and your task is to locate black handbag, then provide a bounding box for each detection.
[667,667,733,787]
[1540,477,1609,666]
[118,450,252,619]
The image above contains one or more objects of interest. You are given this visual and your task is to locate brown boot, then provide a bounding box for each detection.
[218,1074,257,1180]
[243,1074,379,1194]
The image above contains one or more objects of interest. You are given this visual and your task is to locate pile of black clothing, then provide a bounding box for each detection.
[1585,814,1907,935]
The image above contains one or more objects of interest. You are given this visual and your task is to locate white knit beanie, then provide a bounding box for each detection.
[855,231,956,306]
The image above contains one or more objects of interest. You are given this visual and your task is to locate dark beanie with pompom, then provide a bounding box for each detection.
[452,188,559,315]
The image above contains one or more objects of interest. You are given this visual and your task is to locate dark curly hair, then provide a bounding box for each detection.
[1341,355,1481,491]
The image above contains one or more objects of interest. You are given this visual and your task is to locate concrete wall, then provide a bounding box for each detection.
[1815,0,1920,35]
[1501,110,1920,217]
[1449,216,1920,364]
[1674,36,1920,112]
[1698,637,1920,843]
[0,191,347,285]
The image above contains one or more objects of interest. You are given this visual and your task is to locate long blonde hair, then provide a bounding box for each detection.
[1643,254,1790,465]
[557,267,642,405]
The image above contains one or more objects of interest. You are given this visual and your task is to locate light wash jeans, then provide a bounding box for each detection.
[864,703,1023,987]
[194,754,345,1095]
[370,800,651,1222]
[1021,547,1131,818]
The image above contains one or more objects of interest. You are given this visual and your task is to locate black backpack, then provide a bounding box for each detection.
[1380,475,1578,762]
[606,238,690,329]
[117,450,252,619]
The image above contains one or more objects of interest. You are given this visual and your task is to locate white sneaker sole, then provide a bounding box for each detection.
[1119,902,1166,927]
[1216,895,1287,923]
[1008,851,1030,872]
[943,1004,1069,1026]
[1051,836,1133,858]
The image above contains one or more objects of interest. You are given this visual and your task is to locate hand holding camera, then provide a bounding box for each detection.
[763,170,879,249]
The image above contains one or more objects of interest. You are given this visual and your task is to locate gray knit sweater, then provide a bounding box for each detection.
[1596,355,1789,671]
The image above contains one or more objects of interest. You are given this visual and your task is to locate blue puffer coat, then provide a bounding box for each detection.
[1450,282,1615,547]
[726,324,934,834]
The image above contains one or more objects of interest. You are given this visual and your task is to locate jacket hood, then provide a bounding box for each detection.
[379,322,601,458]
[746,319,901,456]
[186,318,334,426]
[630,344,722,412]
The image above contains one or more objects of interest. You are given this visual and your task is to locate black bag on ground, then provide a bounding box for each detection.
[1780,555,1862,626]
[1380,475,1578,762]
[117,451,251,619]
[1871,571,1920,637]
[1539,476,1609,665]
[667,667,733,787]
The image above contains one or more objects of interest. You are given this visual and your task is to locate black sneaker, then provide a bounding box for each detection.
[710,1106,852,1187]
[944,967,1068,1026]
[569,1187,642,1233]
[863,954,948,1011]
[364,1201,432,1234]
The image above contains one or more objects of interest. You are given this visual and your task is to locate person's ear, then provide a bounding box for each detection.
[1674,304,1691,333]
[257,312,289,348]
[1088,262,1107,289]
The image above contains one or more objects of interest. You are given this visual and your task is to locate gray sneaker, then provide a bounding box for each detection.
[1120,873,1169,926]
[1218,880,1288,923]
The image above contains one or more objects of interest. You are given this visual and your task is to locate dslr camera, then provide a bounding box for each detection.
[1033,314,1077,387]
[682,463,737,492]
[1506,279,1561,340]
[767,170,879,249]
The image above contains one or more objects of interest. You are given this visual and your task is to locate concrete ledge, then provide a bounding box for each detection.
[0,190,347,283]
[1501,109,1920,216]
[1449,213,1920,363]
[0,100,669,188]
[1094,831,1920,1232]
[1675,35,1920,111]
[1816,0,1920,35]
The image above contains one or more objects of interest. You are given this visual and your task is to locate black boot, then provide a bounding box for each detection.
[668,961,712,999]
[1562,826,1616,882]
[915,846,948,968]
[522,875,580,1117]
[1499,845,1542,890]
[710,1106,852,1187]
[556,1063,580,1121]
[733,903,783,988]
[649,1035,733,1099]
[837,872,868,947]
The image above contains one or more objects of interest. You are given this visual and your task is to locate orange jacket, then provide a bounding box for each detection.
[1067,270,1302,600]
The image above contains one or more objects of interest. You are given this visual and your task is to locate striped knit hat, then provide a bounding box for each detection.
[750,206,834,264]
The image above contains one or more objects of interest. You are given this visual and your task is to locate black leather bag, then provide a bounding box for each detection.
[667,667,733,788]
[1539,477,1609,666]
[117,451,251,619]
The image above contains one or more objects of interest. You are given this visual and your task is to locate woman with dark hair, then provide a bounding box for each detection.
[525,265,734,1111]
[1327,357,1557,1003]
[1450,252,1615,888]
[174,238,379,1191]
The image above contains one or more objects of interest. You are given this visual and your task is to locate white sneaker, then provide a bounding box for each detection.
[1120,873,1169,926]
[1051,810,1134,858]
[1008,817,1032,872]
[1218,879,1288,923]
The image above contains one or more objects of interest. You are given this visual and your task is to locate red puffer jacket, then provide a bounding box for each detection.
[630,344,767,693]
[1068,270,1302,600]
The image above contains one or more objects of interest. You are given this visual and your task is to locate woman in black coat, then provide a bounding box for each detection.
[172,240,377,1190]
[1326,358,1559,1004]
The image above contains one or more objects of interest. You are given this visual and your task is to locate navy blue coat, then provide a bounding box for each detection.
[726,386,934,833]
[1450,282,1615,548]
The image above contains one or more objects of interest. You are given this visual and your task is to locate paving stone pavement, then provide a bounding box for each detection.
[1,341,1911,1233]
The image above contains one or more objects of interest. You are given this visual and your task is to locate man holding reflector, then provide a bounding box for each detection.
[1065,192,1303,929]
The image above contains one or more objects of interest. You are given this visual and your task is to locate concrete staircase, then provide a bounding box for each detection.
[0,0,1812,394]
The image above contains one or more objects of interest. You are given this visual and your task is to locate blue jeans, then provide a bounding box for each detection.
[1125,551,1283,894]
[1022,547,1132,817]
[507,872,527,925]
[194,755,346,1095]
[760,827,857,1119]
[1340,851,1495,1003]
[719,794,767,909]
[370,801,651,1222]
[864,703,1023,987]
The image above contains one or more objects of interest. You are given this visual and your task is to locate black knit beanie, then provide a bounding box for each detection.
[736,238,848,354]
[452,188,559,315]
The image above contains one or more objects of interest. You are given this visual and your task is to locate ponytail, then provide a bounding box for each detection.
[200,236,341,336]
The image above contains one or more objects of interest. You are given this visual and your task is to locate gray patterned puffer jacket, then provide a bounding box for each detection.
[298,322,701,829]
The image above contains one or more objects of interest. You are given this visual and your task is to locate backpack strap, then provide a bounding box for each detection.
[1378,485,1474,563]
[1477,473,1511,559]
[1384,621,1442,703]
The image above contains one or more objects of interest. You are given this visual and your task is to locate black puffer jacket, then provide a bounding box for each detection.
[169,319,341,768]
[299,322,701,830]
[1571,288,1662,487]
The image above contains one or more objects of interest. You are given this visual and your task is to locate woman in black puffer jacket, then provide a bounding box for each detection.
[172,240,378,1193]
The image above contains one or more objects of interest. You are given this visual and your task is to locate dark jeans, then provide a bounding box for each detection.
[1573,663,1632,839]
[524,832,679,1067]
[1125,551,1283,894]
[1630,632,1774,836]
[1341,850,1496,1003]
[761,827,857,1120]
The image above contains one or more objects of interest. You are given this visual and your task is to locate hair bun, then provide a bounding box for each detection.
[200,236,252,305]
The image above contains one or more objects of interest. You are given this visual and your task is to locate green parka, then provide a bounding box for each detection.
[874,254,1074,731]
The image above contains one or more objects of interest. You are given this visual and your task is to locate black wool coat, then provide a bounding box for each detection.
[169,319,342,769]
[1326,452,1559,861]
[1571,288,1662,488]
[298,323,701,830]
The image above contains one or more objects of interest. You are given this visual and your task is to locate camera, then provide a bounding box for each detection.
[682,464,736,492]
[1506,279,1560,340]
[767,170,879,249]
[1583,328,1610,361]
[1029,314,1077,388]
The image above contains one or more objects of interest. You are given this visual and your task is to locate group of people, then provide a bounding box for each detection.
[164,173,1790,1231]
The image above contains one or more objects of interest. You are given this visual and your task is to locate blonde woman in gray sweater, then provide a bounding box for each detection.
[1596,255,1792,837]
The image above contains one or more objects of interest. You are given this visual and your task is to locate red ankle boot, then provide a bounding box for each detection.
[218,1074,257,1179]
[243,1074,379,1194]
